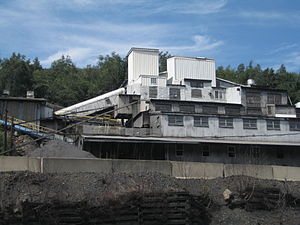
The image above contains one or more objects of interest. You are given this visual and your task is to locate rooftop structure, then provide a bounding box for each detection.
[55,47,300,166]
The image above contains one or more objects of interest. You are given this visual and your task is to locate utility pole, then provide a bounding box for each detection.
[10,116,14,155]
[4,109,8,154]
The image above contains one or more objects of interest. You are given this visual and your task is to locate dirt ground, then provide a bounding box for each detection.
[0,171,300,225]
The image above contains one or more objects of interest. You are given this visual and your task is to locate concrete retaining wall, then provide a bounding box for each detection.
[0,156,41,172]
[1,156,300,181]
[171,161,223,179]
[224,164,274,180]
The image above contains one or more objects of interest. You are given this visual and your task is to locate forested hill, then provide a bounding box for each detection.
[0,52,300,107]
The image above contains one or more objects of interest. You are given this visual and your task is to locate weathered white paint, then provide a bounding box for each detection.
[167,56,216,87]
[128,48,159,85]
[226,87,242,104]
[55,88,125,116]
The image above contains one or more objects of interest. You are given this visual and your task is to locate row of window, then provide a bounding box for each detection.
[168,115,300,131]
[149,87,225,100]
[156,104,240,115]
[175,145,284,159]
[246,92,282,107]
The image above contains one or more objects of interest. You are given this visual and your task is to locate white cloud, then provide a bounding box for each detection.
[239,10,300,23]
[161,35,223,53]
[269,43,298,54]
[40,48,93,66]
[152,0,227,15]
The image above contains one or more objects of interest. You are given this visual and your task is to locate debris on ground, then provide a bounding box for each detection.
[13,135,39,156]
[0,172,300,224]
[27,140,95,158]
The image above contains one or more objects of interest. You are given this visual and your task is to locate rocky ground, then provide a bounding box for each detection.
[0,171,300,225]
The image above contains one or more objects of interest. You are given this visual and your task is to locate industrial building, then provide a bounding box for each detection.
[55,48,300,166]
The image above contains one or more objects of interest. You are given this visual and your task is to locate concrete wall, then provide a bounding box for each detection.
[0,156,41,172]
[1,156,300,181]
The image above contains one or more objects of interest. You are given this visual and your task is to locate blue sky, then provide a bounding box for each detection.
[0,0,300,72]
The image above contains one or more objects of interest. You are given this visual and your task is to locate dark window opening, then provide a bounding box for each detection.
[201,145,210,157]
[251,146,260,158]
[277,151,284,159]
[179,104,195,113]
[191,89,202,98]
[155,103,172,112]
[190,80,204,88]
[228,146,236,157]
[149,86,158,98]
[169,88,181,100]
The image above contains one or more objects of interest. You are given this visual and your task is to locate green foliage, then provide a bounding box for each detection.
[216,63,300,103]
[1,51,300,106]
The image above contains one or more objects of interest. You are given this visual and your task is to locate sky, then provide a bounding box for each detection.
[0,0,300,72]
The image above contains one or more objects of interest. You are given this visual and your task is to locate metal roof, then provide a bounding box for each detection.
[82,135,300,146]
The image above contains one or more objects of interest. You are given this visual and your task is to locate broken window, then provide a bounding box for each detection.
[168,115,184,126]
[243,119,257,129]
[289,121,300,131]
[194,116,209,127]
[149,86,158,98]
[169,88,181,100]
[191,89,202,98]
[219,117,233,128]
[266,120,280,130]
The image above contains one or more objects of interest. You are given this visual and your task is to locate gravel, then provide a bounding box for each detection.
[27,140,96,158]
[0,171,300,224]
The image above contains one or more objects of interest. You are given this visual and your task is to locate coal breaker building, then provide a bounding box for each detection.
[55,48,300,166]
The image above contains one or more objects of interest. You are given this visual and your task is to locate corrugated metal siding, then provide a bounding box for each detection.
[167,58,175,80]
[128,51,159,84]
[169,57,216,87]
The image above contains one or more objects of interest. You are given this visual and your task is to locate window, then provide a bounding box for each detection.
[194,116,209,127]
[168,115,183,126]
[243,119,257,129]
[219,117,233,128]
[225,107,240,116]
[277,150,284,159]
[247,107,262,115]
[202,106,218,114]
[191,89,202,98]
[175,144,184,157]
[267,93,281,105]
[155,104,172,112]
[201,145,210,157]
[289,121,300,131]
[190,80,203,88]
[215,90,225,99]
[267,120,280,130]
[228,146,236,157]
[179,105,195,113]
[150,78,157,84]
[105,98,112,105]
[246,92,261,107]
[149,86,158,98]
[169,88,181,100]
[250,146,260,158]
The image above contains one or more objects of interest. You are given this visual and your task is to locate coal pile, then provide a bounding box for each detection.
[27,140,95,158]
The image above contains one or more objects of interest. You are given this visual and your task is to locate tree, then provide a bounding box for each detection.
[159,51,171,72]
[0,53,35,97]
